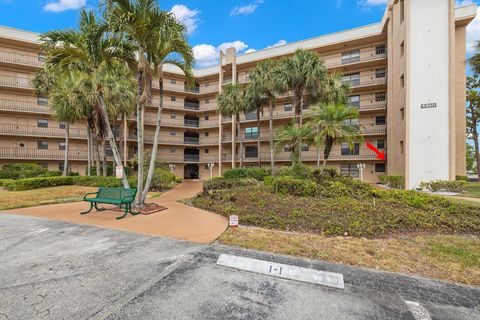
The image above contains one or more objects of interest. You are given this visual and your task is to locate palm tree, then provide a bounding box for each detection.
[275,49,328,126]
[248,60,282,170]
[274,123,312,168]
[105,0,170,205]
[305,103,362,166]
[244,87,267,166]
[41,9,134,187]
[141,14,194,203]
[217,84,248,168]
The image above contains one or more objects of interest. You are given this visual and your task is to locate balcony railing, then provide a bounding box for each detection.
[184,154,200,162]
[0,123,88,139]
[0,50,44,68]
[184,101,200,110]
[184,137,200,144]
[0,147,91,161]
[0,74,35,90]
[343,74,387,88]
[184,86,200,93]
[0,98,52,114]
[222,149,382,162]
[184,119,200,127]
[349,99,387,111]
[326,48,387,68]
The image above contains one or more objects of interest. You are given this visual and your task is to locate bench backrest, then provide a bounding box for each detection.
[97,187,137,200]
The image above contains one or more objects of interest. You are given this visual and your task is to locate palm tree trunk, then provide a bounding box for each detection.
[63,123,69,176]
[142,64,164,203]
[237,115,243,168]
[231,116,235,168]
[316,147,321,167]
[323,137,334,166]
[136,69,145,204]
[256,108,261,167]
[87,126,91,176]
[96,93,130,188]
[93,132,101,176]
[473,130,480,181]
[269,101,275,172]
[102,139,107,177]
[299,95,304,126]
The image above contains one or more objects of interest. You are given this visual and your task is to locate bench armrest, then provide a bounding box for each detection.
[83,192,98,200]
[120,195,135,204]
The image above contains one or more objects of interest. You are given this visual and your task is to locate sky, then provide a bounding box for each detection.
[0,0,479,68]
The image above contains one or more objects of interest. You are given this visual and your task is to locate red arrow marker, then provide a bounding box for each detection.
[366,142,386,160]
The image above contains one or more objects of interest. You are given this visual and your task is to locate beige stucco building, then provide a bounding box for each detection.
[0,0,476,188]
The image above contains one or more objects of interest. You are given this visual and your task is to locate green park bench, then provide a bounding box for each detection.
[81,187,139,220]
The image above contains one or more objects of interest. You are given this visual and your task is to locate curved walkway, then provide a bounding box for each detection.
[2,180,228,244]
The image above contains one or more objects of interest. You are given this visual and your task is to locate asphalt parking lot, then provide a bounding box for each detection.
[1,213,479,320]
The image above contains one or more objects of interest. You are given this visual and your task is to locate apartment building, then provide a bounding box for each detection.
[0,0,476,188]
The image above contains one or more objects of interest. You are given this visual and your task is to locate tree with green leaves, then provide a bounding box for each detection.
[274,123,312,168]
[40,8,134,187]
[248,60,282,170]
[466,143,476,173]
[275,49,328,126]
[466,76,480,180]
[244,86,268,166]
[305,103,362,166]
[217,83,248,167]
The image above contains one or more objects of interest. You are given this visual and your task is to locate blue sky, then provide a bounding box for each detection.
[0,0,479,67]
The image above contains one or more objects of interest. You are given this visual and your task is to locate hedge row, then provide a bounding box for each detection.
[222,167,270,181]
[420,180,466,193]
[203,178,258,192]
[378,175,405,189]
[2,176,138,191]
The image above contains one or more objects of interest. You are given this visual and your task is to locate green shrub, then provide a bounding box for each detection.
[223,167,270,181]
[276,164,313,179]
[421,180,466,193]
[203,178,258,192]
[456,175,468,181]
[0,179,13,188]
[272,176,317,197]
[149,168,180,191]
[378,175,405,189]
[311,167,338,181]
[86,165,132,176]
[0,163,49,179]
[2,176,139,191]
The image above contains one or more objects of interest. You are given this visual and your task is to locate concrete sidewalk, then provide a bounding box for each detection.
[1,214,479,320]
[1,180,228,244]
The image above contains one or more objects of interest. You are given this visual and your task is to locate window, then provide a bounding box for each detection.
[59,163,65,172]
[245,127,259,139]
[205,115,209,121]
[170,131,176,136]
[170,147,176,153]
[171,79,176,84]
[284,103,293,112]
[400,0,405,23]
[171,96,176,101]
[38,53,46,62]
[342,73,360,87]
[37,141,48,149]
[400,41,405,56]
[375,163,386,173]
[375,92,386,102]
[59,122,66,129]
[400,74,405,88]
[400,140,404,154]
[301,144,309,152]
[37,119,48,128]
[105,145,113,156]
[37,97,48,106]
[375,68,386,78]
[205,148,209,154]
[205,98,210,104]
[340,164,359,178]
[376,45,386,55]
[302,103,309,110]
[344,118,360,127]
[376,139,385,149]
[400,107,405,120]
[341,50,360,64]
[38,163,48,168]
[284,145,293,152]
[347,95,360,108]
[171,113,176,119]
[245,146,258,158]
[341,142,360,156]
[205,131,209,137]
[375,116,386,125]
[59,142,66,150]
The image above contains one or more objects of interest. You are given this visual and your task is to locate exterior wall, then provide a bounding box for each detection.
[455,25,467,177]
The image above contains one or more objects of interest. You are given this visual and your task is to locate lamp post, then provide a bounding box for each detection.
[207,162,215,180]
[169,163,176,174]
[357,163,366,182]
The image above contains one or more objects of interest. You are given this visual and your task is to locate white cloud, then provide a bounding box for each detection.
[44,0,86,12]
[193,41,249,67]
[266,39,287,48]
[170,4,200,35]
[357,0,387,7]
[467,7,480,53]
[245,49,257,54]
[230,0,264,16]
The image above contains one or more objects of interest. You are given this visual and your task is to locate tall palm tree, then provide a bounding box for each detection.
[217,84,248,168]
[105,0,170,205]
[274,123,312,168]
[275,49,328,126]
[305,103,362,166]
[41,9,134,187]
[141,14,194,203]
[245,86,267,166]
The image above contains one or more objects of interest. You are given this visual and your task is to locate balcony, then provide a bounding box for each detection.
[325,47,387,68]
[184,85,200,93]
[342,74,387,89]
[184,154,200,162]
[221,149,382,162]
[184,119,200,128]
[184,137,200,145]
[0,123,88,139]
[0,147,90,161]
[184,101,200,110]
[350,99,387,112]
[0,50,44,68]
[0,98,52,114]
[0,74,35,90]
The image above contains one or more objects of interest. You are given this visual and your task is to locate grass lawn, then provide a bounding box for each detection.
[219,227,480,286]
[0,186,162,211]
[463,182,480,198]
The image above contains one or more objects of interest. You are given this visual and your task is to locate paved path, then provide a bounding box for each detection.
[0,214,479,320]
[2,181,227,244]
